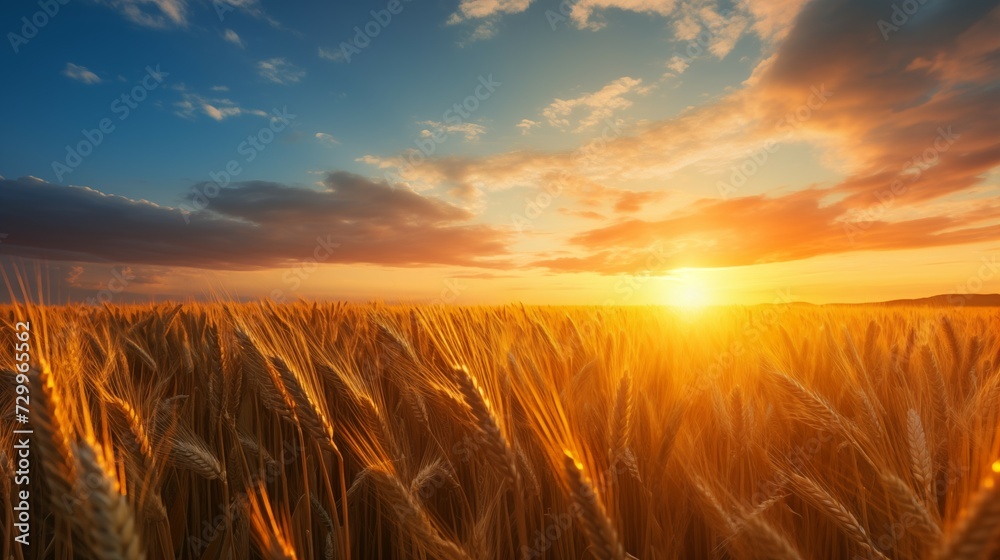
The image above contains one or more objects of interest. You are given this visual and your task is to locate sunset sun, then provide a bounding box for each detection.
[665,273,712,309]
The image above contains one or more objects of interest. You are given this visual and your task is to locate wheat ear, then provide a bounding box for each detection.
[452,366,520,488]
[29,366,78,512]
[787,472,886,560]
[369,469,470,560]
[608,372,633,464]
[906,409,933,500]
[564,453,627,560]
[73,440,145,560]
[882,474,942,545]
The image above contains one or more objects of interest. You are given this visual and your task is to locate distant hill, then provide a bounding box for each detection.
[876,293,1000,307]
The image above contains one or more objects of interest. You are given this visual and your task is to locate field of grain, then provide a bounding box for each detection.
[0,302,998,559]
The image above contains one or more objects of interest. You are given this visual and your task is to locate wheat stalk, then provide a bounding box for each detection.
[882,474,942,545]
[786,472,886,559]
[369,469,471,560]
[73,439,145,560]
[29,366,78,513]
[564,453,626,560]
[452,366,520,488]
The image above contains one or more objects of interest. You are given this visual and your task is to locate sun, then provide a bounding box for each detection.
[664,273,712,309]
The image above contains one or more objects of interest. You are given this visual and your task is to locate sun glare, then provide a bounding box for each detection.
[665,273,712,309]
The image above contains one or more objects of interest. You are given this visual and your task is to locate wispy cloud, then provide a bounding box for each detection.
[257,58,305,84]
[541,76,649,132]
[315,132,340,145]
[222,28,244,48]
[318,47,346,63]
[448,0,532,23]
[98,0,188,28]
[173,92,268,121]
[516,119,540,135]
[448,0,808,46]
[215,0,290,32]
[418,120,487,142]
[63,63,101,84]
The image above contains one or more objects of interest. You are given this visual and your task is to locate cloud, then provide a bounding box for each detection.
[448,0,808,46]
[541,77,650,132]
[99,0,188,28]
[66,265,84,286]
[418,120,487,142]
[63,63,101,84]
[315,132,340,145]
[516,119,541,135]
[403,1,1000,202]
[318,47,346,63]
[364,0,1000,276]
[215,0,290,31]
[535,188,1000,274]
[567,0,678,30]
[665,55,690,74]
[738,0,809,41]
[173,93,268,121]
[257,58,306,84]
[0,175,510,269]
[669,3,751,58]
[222,28,244,48]
[448,0,532,23]
[463,21,500,43]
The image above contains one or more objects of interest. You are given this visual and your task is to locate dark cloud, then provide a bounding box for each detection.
[0,174,510,269]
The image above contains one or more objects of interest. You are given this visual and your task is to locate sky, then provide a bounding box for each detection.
[1,0,999,306]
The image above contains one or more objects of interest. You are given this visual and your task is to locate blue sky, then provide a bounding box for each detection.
[3,0,724,205]
[2,0,1000,305]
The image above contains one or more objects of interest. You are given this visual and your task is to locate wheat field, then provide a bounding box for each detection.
[0,302,998,559]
